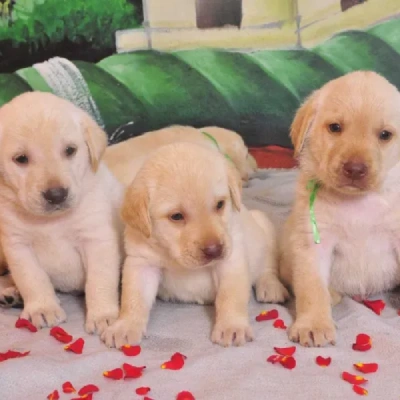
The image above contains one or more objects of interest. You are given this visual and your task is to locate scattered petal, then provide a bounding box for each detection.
[15,318,37,333]
[123,363,146,379]
[50,326,73,344]
[78,384,99,396]
[352,334,372,352]
[47,390,60,400]
[0,349,30,362]
[161,352,187,370]
[316,356,331,367]
[176,391,196,400]
[62,381,76,393]
[121,344,141,357]
[354,363,378,374]
[143,397,154,400]
[397,310,400,316]
[273,319,287,329]
[103,368,124,380]
[136,387,151,395]
[353,385,368,396]
[342,372,368,385]
[255,309,279,322]
[280,356,296,370]
[363,299,385,315]
[274,346,296,356]
[64,338,84,354]
[267,354,283,364]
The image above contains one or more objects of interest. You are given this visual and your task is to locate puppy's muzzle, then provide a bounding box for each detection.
[201,241,223,261]
[342,161,368,181]
[42,187,69,205]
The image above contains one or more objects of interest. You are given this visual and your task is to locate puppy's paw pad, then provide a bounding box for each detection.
[101,319,145,349]
[0,286,22,308]
[85,309,119,335]
[21,302,66,329]
[288,317,336,348]
[256,279,290,304]
[212,317,254,347]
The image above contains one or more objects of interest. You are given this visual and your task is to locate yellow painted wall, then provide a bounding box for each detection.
[241,0,295,27]
[146,0,197,28]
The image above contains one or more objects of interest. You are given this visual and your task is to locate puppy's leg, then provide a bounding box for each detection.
[84,234,121,335]
[289,243,336,347]
[4,241,66,328]
[0,274,22,308]
[212,244,253,347]
[101,256,161,348]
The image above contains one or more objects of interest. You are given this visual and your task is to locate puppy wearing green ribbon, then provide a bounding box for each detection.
[279,71,400,347]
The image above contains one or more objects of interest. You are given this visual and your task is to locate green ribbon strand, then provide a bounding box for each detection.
[307,179,321,244]
[201,131,233,163]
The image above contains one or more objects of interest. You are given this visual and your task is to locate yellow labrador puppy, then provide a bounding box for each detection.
[102,142,288,348]
[280,71,400,347]
[0,92,123,333]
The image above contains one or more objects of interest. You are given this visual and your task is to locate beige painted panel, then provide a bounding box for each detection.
[241,0,295,27]
[116,29,149,53]
[146,0,197,28]
[297,0,341,27]
[301,0,400,47]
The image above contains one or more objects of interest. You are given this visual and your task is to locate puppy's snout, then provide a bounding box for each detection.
[342,161,368,180]
[42,187,69,205]
[202,241,223,260]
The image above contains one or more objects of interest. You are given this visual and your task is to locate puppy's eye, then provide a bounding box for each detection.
[328,123,342,133]
[379,130,393,141]
[65,146,77,157]
[13,154,29,165]
[216,200,225,210]
[170,213,184,222]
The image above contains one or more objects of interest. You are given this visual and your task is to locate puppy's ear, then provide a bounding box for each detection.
[121,181,152,238]
[82,113,108,172]
[291,90,320,157]
[227,161,242,212]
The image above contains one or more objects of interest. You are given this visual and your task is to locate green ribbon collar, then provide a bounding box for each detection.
[202,131,233,163]
[307,179,321,244]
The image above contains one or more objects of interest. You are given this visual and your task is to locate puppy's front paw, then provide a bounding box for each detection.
[101,318,146,349]
[21,301,66,329]
[0,286,23,309]
[255,277,290,304]
[212,315,254,347]
[86,308,119,336]
[289,315,336,347]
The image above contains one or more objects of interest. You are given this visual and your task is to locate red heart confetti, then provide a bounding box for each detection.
[363,299,385,315]
[342,372,368,385]
[274,346,296,356]
[316,356,331,367]
[64,338,84,354]
[176,391,196,400]
[352,334,372,352]
[121,344,141,357]
[0,350,30,362]
[280,356,296,370]
[78,384,99,396]
[136,387,151,395]
[354,363,378,374]
[255,309,279,322]
[103,367,124,380]
[353,385,368,396]
[15,318,37,333]
[143,397,154,400]
[123,363,146,379]
[62,381,76,393]
[50,326,73,344]
[267,354,283,364]
[47,390,60,400]
[273,319,287,329]
[161,352,187,370]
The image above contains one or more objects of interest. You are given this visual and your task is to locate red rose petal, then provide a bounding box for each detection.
[136,387,151,395]
[316,356,331,367]
[255,309,279,322]
[64,338,84,354]
[280,356,296,370]
[354,363,378,374]
[342,371,368,385]
[78,384,99,396]
[15,318,37,333]
[143,397,154,400]
[267,354,283,364]
[62,381,76,393]
[121,344,141,357]
[176,391,196,400]
[352,334,372,352]
[103,367,124,380]
[274,346,296,356]
[47,390,60,400]
[363,299,385,315]
[273,319,287,329]
[123,363,146,379]
[0,349,30,362]
[161,352,187,370]
[50,326,73,344]
[353,385,368,396]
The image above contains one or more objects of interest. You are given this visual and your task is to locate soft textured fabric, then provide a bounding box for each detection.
[0,169,396,400]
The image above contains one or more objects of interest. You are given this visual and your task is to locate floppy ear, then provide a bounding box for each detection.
[290,90,320,157]
[81,113,108,172]
[226,161,242,212]
[121,181,152,238]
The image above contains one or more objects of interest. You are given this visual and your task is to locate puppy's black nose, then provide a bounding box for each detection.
[202,242,223,260]
[42,187,68,205]
[343,162,368,180]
